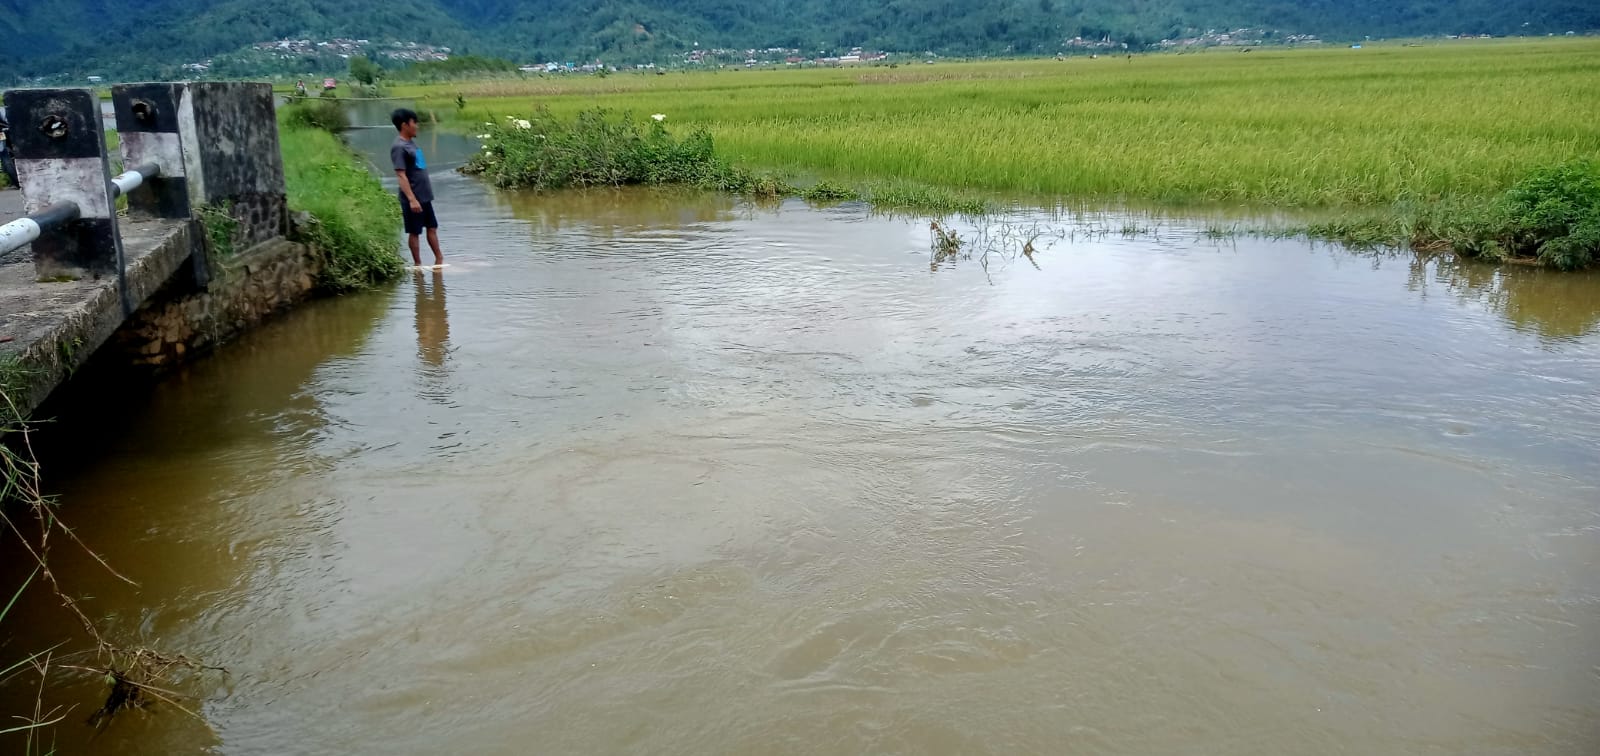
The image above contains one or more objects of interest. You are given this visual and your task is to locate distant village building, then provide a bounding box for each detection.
[246,38,450,65]
[677,43,882,69]
[1154,28,1315,50]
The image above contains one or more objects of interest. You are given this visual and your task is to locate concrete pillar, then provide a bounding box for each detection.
[185,82,287,249]
[111,83,192,220]
[2,88,126,282]
[113,81,287,249]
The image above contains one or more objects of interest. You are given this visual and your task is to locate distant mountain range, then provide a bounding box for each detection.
[2,0,1596,78]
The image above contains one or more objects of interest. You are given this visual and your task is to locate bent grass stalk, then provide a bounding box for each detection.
[2,368,224,741]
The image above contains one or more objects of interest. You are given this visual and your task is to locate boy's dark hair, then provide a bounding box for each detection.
[391,108,419,131]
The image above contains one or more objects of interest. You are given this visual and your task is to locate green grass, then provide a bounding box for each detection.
[278,119,406,291]
[1297,159,1600,269]
[280,99,351,132]
[1417,159,1600,269]
[406,40,1600,210]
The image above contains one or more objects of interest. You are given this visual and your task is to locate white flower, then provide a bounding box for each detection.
[485,122,494,126]
[476,134,491,139]
[651,113,666,121]
[513,119,532,129]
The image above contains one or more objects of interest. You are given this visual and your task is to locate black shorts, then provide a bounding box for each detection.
[401,200,438,235]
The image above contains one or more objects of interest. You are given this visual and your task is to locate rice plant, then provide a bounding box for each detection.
[408,40,1600,210]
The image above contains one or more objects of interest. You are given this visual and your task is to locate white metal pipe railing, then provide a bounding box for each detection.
[0,162,159,257]
[110,163,158,197]
[0,202,79,256]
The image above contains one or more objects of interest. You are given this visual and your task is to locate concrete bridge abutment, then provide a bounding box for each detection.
[1,82,326,417]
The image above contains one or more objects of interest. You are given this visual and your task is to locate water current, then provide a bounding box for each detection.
[0,120,1596,755]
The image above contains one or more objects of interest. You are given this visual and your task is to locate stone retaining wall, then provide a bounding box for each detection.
[111,237,323,367]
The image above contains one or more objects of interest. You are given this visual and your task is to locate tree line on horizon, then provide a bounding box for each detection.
[2,0,1596,79]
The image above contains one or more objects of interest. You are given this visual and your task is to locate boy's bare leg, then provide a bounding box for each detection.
[408,234,422,265]
[426,228,442,265]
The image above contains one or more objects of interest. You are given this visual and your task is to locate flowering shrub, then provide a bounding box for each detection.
[459,108,994,216]
[463,108,746,192]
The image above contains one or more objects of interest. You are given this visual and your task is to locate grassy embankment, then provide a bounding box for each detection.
[401,39,1600,267]
[278,101,406,290]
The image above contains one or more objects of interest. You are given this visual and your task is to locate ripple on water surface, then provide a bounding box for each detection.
[4,181,1599,755]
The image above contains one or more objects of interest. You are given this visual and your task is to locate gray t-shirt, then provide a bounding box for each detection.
[390,136,434,204]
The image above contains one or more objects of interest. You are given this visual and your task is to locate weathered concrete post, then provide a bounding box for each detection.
[111,83,193,220]
[174,82,288,249]
[1,81,309,414]
[111,81,288,286]
[3,88,126,283]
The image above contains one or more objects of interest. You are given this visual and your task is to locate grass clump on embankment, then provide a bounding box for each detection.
[281,99,351,133]
[278,105,405,291]
[1454,160,1600,270]
[463,108,992,215]
[1309,160,1600,270]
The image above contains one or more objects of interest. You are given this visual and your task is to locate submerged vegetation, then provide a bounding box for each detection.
[277,104,406,290]
[420,40,1600,267]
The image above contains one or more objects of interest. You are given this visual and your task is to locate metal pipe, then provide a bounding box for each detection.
[31,202,82,230]
[0,217,42,255]
[1,158,160,269]
[110,162,160,198]
[0,201,81,256]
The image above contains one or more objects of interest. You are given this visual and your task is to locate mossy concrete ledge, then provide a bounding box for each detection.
[0,217,196,415]
[1,81,311,418]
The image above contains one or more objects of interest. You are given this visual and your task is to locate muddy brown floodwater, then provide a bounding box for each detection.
[0,126,1597,755]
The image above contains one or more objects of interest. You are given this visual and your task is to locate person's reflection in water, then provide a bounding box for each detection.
[413,269,452,397]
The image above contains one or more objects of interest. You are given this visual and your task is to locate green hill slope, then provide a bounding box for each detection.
[1,0,1595,77]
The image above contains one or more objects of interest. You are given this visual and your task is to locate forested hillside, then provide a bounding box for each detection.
[1,0,1595,77]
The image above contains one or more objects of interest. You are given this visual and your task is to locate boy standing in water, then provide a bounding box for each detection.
[391,109,442,267]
